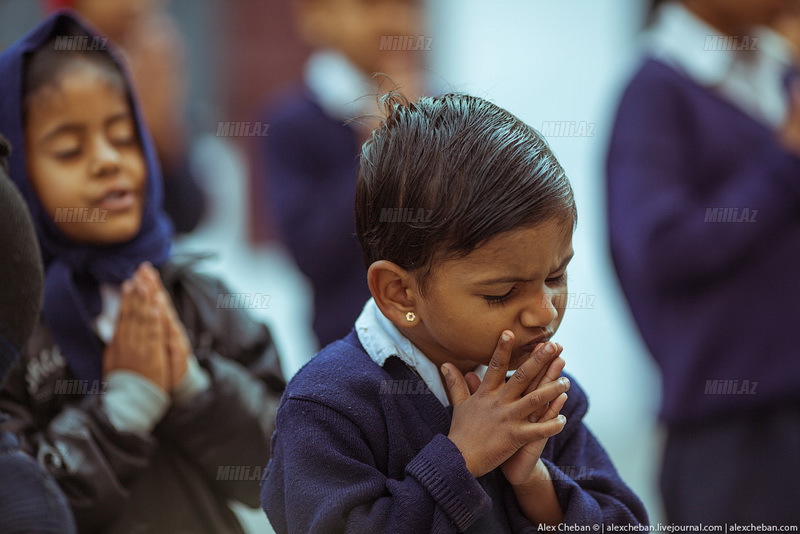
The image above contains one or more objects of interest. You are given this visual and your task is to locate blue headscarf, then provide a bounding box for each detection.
[0,11,172,383]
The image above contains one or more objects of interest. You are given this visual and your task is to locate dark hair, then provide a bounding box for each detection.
[355,93,576,292]
[24,19,125,114]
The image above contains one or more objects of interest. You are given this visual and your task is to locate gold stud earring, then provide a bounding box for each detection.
[405,311,416,322]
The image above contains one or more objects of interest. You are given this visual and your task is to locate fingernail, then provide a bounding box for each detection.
[543,342,555,354]
[558,414,567,424]
[441,365,450,378]
[559,376,570,388]
[501,331,511,342]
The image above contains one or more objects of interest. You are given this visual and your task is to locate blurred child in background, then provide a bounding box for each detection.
[0,12,284,533]
[607,0,800,524]
[774,0,800,61]
[263,93,648,532]
[44,0,207,234]
[0,134,77,533]
[257,0,428,348]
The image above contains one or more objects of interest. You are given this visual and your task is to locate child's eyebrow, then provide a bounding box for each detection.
[555,252,575,271]
[105,112,133,126]
[475,276,533,286]
[39,113,133,145]
[474,252,574,286]
[39,123,83,145]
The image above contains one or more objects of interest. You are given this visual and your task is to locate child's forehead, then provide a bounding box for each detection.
[27,62,129,110]
[445,222,574,272]
[27,51,126,93]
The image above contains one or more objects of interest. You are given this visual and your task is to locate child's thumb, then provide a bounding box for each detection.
[441,364,470,405]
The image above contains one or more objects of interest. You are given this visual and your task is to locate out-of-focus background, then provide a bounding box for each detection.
[0,0,664,531]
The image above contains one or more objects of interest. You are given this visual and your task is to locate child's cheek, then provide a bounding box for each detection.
[28,160,78,217]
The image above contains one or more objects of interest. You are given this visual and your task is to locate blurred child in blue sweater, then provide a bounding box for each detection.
[607,0,800,524]
[258,0,427,347]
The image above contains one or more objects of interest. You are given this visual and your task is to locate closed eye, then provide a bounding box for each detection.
[484,287,516,307]
[54,147,82,160]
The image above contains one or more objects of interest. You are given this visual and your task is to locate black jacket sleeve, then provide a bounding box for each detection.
[157,259,285,507]
[0,355,157,532]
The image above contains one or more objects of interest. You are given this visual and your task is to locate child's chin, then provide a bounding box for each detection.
[78,222,141,246]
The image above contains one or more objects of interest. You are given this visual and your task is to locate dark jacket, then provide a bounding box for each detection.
[0,258,285,533]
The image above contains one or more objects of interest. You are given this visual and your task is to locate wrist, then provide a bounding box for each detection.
[103,370,170,434]
[447,434,480,477]
[172,354,210,404]
[512,459,551,492]
[511,459,564,525]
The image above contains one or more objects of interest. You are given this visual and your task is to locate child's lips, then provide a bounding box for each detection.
[517,335,550,360]
[519,335,551,355]
[94,189,137,212]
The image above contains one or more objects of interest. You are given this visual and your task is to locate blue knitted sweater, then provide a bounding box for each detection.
[262,331,648,532]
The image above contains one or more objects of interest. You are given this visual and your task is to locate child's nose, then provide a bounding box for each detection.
[520,290,559,329]
[89,137,122,177]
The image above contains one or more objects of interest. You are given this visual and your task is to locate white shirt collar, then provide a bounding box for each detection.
[355,298,451,406]
[304,49,380,122]
[646,2,794,127]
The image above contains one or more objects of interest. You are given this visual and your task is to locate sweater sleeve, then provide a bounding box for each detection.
[538,377,648,526]
[606,65,800,290]
[0,425,78,534]
[262,396,492,534]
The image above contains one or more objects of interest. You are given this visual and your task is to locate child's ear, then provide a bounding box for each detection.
[367,260,418,329]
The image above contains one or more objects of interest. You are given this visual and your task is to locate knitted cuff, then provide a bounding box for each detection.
[405,433,491,531]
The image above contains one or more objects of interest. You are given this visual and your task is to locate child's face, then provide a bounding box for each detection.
[73,0,159,41]
[298,0,424,75]
[25,61,146,245]
[687,0,791,30]
[405,219,574,375]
